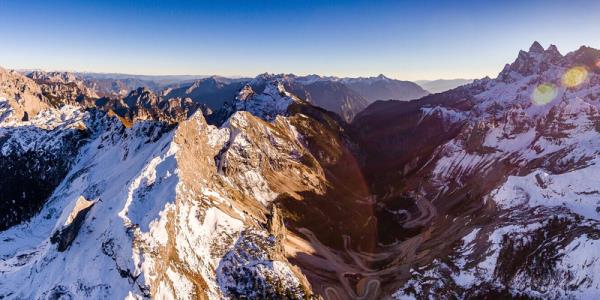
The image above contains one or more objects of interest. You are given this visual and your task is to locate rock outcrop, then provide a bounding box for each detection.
[0,67,49,120]
[50,196,95,252]
[27,71,99,106]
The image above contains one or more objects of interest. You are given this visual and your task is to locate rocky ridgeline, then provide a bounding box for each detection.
[0,77,329,299]
[0,67,48,120]
[28,71,99,106]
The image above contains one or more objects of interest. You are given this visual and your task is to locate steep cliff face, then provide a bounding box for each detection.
[27,71,99,106]
[161,77,246,112]
[286,80,369,122]
[96,87,202,126]
[0,68,49,121]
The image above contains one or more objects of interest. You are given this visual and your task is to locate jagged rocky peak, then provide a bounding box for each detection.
[26,70,99,106]
[231,80,301,121]
[123,86,159,108]
[236,84,255,101]
[565,45,600,71]
[529,40,545,53]
[546,43,562,57]
[499,41,567,81]
[102,87,201,125]
[28,70,78,83]
[0,67,48,120]
[376,73,390,80]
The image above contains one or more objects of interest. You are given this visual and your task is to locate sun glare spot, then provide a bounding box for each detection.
[595,59,600,68]
[562,66,588,88]
[532,83,557,105]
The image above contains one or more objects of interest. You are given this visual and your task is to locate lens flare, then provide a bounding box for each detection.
[562,66,588,88]
[596,59,600,69]
[532,83,557,105]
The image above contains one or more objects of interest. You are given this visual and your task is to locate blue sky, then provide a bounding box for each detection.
[1,0,600,80]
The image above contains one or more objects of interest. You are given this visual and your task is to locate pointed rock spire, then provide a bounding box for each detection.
[546,44,561,56]
[236,84,255,101]
[529,41,544,53]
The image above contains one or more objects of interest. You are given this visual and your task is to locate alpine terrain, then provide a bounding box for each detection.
[1,41,600,300]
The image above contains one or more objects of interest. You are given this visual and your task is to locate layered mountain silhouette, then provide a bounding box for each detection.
[416,78,474,93]
[16,71,429,123]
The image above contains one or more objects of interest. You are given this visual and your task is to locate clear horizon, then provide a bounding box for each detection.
[1,0,600,81]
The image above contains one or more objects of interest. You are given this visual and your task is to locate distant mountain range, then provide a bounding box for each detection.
[16,71,431,122]
[415,78,474,93]
[342,74,429,102]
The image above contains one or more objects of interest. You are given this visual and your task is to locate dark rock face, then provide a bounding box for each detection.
[0,126,88,231]
[565,45,600,73]
[162,77,246,111]
[28,71,99,107]
[343,75,429,102]
[97,87,202,124]
[351,84,478,194]
[288,80,369,122]
[50,198,95,252]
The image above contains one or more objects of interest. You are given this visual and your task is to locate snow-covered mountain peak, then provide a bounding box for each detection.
[262,80,289,97]
[498,42,565,81]
[478,42,600,125]
[249,72,288,86]
[231,80,300,122]
[236,84,255,101]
